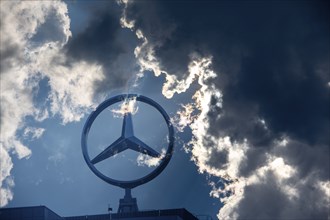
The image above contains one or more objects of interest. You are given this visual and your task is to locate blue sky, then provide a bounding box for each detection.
[6,64,219,217]
[0,1,329,219]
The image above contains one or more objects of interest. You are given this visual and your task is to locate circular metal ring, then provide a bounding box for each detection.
[81,94,174,189]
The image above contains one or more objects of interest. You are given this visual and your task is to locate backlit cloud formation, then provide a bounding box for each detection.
[1,1,329,219]
[119,1,329,219]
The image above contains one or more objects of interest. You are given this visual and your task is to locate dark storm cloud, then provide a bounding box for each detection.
[123,0,330,218]
[276,140,330,181]
[237,172,329,220]
[231,139,329,220]
[65,1,139,92]
[125,0,330,146]
[66,8,122,63]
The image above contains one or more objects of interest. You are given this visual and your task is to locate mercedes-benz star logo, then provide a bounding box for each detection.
[91,112,160,165]
[81,94,174,189]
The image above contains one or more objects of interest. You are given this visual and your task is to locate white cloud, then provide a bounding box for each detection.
[0,145,13,188]
[214,140,329,219]
[23,127,45,140]
[111,96,139,117]
[0,177,14,207]
[136,148,166,167]
[0,1,106,206]
[318,180,330,208]
[45,57,105,124]
[117,0,135,29]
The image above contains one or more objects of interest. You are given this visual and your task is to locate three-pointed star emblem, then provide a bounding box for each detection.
[91,112,160,165]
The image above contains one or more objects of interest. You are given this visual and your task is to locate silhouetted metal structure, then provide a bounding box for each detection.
[81,94,174,213]
[0,206,199,220]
